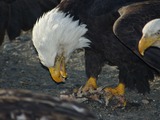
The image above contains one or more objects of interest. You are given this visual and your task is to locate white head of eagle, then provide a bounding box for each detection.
[32,8,90,83]
[138,18,160,56]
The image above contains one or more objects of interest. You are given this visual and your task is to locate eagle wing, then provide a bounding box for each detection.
[0,0,60,45]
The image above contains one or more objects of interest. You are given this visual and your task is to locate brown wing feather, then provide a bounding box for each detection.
[113,0,160,71]
[0,0,60,45]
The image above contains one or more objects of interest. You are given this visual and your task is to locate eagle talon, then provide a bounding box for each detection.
[104,92,126,107]
[115,95,127,107]
[103,83,126,106]
[82,77,97,92]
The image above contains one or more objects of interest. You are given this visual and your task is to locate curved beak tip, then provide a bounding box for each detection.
[139,49,144,56]
[48,55,67,83]
[138,39,145,56]
[141,52,144,56]
[49,67,67,83]
[53,76,65,83]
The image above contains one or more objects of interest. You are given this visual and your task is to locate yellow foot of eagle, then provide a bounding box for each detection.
[104,83,127,107]
[82,77,98,92]
[71,79,126,107]
[74,77,103,102]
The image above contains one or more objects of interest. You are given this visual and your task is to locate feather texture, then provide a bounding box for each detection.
[32,8,90,67]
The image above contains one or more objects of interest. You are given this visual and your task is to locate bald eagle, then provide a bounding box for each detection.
[138,19,160,55]
[32,0,160,105]
[0,0,60,45]
[0,89,95,120]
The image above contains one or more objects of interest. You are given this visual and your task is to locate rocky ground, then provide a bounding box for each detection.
[0,32,160,120]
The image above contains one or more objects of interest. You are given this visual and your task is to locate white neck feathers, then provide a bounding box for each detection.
[32,8,90,67]
[143,19,160,37]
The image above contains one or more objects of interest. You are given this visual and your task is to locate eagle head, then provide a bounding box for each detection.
[32,8,90,83]
[138,19,160,55]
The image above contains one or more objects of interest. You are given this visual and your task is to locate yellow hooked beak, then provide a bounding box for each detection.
[49,56,67,83]
[138,36,157,56]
